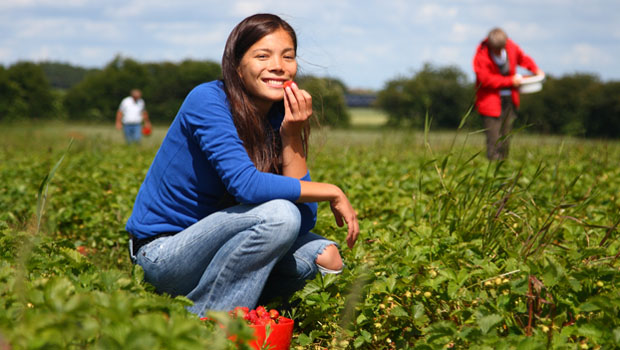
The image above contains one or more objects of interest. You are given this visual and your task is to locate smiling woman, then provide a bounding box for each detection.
[124,13,359,317]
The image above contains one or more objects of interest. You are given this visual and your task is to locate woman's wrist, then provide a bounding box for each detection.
[298,181,342,203]
[281,125,307,176]
[331,184,345,201]
[280,125,303,142]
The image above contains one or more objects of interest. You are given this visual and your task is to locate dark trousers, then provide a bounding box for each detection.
[482,96,517,160]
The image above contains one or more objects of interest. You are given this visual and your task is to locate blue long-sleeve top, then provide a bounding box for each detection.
[126,80,317,240]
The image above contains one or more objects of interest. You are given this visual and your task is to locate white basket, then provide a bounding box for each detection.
[519,75,545,94]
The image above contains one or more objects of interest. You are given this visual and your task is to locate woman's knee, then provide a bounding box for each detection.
[315,244,343,272]
[258,199,301,245]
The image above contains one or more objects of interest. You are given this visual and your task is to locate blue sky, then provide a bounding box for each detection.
[1,0,618,90]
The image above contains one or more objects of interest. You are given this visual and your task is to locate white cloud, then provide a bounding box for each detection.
[340,25,365,36]
[75,46,112,66]
[231,1,268,17]
[450,22,479,43]
[395,2,460,26]
[469,4,503,22]
[418,3,458,19]
[228,1,329,21]
[0,47,12,61]
[436,46,463,63]
[561,43,613,66]
[103,1,149,18]
[29,45,52,61]
[0,0,86,9]
[151,27,227,48]
[13,18,123,42]
[503,21,551,42]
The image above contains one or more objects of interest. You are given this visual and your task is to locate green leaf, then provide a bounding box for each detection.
[297,334,312,346]
[447,281,460,298]
[515,336,546,350]
[36,139,74,233]
[579,302,601,312]
[425,320,457,343]
[541,256,564,287]
[386,275,397,293]
[354,336,366,348]
[361,329,372,341]
[613,328,620,344]
[478,314,502,335]
[390,305,409,317]
[413,303,429,326]
[567,277,582,292]
[575,323,603,338]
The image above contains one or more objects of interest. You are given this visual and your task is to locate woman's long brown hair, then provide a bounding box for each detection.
[221,13,309,174]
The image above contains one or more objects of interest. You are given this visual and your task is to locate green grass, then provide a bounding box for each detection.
[1,121,619,349]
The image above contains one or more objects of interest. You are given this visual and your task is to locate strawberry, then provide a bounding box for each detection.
[247,310,258,324]
[256,306,267,318]
[76,246,89,256]
[232,306,249,318]
[232,306,283,326]
[256,317,270,326]
[283,80,295,89]
[269,309,280,320]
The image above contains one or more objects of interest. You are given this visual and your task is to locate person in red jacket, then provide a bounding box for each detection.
[473,27,544,160]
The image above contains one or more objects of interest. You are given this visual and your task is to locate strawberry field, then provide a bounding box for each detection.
[1,122,619,349]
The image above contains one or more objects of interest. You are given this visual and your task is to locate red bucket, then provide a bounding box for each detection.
[141,125,152,136]
[248,316,294,350]
[201,316,294,350]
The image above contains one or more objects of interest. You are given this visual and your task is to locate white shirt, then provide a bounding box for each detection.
[491,48,507,67]
[119,96,145,124]
[491,49,512,96]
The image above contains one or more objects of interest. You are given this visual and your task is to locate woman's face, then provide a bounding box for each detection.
[238,28,297,111]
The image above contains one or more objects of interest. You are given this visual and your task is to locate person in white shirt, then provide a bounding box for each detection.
[115,89,151,143]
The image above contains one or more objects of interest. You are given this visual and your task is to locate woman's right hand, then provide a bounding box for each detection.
[298,181,359,249]
[329,188,359,249]
[280,82,312,140]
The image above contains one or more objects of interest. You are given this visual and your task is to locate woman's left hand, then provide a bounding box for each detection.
[280,82,312,139]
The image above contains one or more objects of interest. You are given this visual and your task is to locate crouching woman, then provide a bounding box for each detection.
[125,13,359,317]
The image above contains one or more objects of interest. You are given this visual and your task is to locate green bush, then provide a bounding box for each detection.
[0,62,55,121]
[376,63,474,129]
[297,76,350,127]
[144,60,221,122]
[64,56,153,122]
[0,66,27,121]
[63,57,221,123]
[519,74,601,137]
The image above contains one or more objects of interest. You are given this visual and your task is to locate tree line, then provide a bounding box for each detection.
[0,57,349,127]
[1,58,618,138]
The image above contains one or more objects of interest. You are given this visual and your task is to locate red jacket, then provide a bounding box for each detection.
[473,38,539,117]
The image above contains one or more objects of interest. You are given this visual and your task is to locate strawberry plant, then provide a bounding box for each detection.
[0,123,619,349]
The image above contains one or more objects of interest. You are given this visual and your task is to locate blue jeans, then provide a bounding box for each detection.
[123,123,142,144]
[134,199,337,316]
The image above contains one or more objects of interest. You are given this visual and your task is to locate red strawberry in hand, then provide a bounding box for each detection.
[283,80,295,90]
